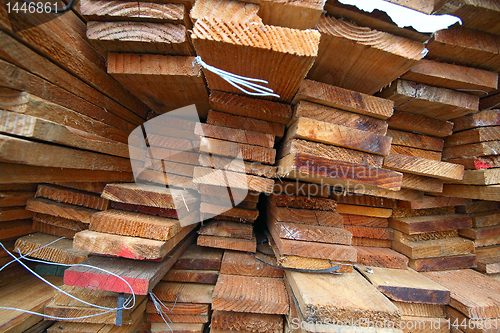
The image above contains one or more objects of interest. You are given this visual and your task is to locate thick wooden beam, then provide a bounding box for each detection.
[108,53,210,118]
[308,14,425,94]
[191,18,319,103]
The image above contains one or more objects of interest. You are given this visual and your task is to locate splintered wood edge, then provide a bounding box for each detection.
[317,14,426,60]
[192,18,320,56]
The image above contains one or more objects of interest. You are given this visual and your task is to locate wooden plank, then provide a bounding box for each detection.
[474,236,500,248]
[150,323,204,333]
[162,269,218,284]
[293,100,388,135]
[457,201,500,214]
[453,155,500,172]
[199,137,276,164]
[343,226,392,240]
[272,220,352,245]
[0,206,32,222]
[110,202,180,219]
[211,310,282,333]
[198,184,259,202]
[445,127,500,148]
[190,0,261,24]
[384,152,464,180]
[0,27,148,127]
[387,110,454,138]
[446,306,499,333]
[219,250,283,278]
[433,1,500,35]
[102,183,198,209]
[64,232,196,294]
[387,129,444,152]
[209,91,292,125]
[336,204,392,218]
[207,110,285,137]
[451,168,500,185]
[197,234,256,252]
[342,214,388,227]
[423,269,500,320]
[146,301,209,316]
[193,166,274,193]
[279,138,384,168]
[391,145,442,161]
[393,302,445,318]
[277,153,403,191]
[400,59,498,95]
[0,111,129,158]
[475,257,500,274]
[286,270,400,323]
[269,193,337,211]
[152,281,214,304]
[285,117,392,156]
[355,246,409,269]
[36,184,109,210]
[212,274,289,314]
[470,211,500,228]
[15,233,88,265]
[81,0,186,23]
[90,209,186,241]
[330,193,397,209]
[398,196,471,210]
[308,14,425,95]
[358,266,450,305]
[32,213,87,239]
[269,205,344,227]
[426,25,500,70]
[0,191,33,207]
[87,21,194,56]
[392,237,475,259]
[453,110,500,132]
[476,245,500,260]
[0,134,131,172]
[389,214,472,235]
[0,163,133,184]
[268,222,356,262]
[292,79,394,120]
[191,18,319,103]
[439,184,500,201]
[0,275,64,333]
[377,79,479,120]
[107,54,210,117]
[459,225,500,240]
[273,180,329,198]
[147,313,208,324]
[75,224,195,260]
[480,91,500,111]
[171,243,223,270]
[0,220,33,240]
[198,220,253,239]
[195,123,274,148]
[198,154,276,178]
[401,173,444,192]
[26,198,96,224]
[409,255,477,273]
[352,238,391,248]
[393,229,458,243]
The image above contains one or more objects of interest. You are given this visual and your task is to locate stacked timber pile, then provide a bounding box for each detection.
[146,244,223,333]
[266,192,355,273]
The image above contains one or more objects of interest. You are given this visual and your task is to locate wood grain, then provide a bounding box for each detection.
[387,110,454,138]
[355,246,409,269]
[26,198,96,224]
[36,184,109,210]
[207,110,285,137]
[384,152,464,180]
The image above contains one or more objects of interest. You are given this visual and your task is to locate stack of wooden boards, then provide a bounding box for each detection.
[277,79,404,195]
[195,92,289,252]
[266,192,356,273]
[441,110,500,201]
[390,197,476,272]
[145,243,223,333]
[211,247,289,333]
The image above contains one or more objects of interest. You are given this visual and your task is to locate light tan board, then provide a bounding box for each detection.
[108,54,210,117]
[197,234,257,252]
[308,15,425,94]
[211,310,283,333]
[377,79,479,120]
[220,250,283,278]
[355,246,409,269]
[392,237,475,259]
[193,166,274,193]
[383,152,464,180]
[191,19,320,103]
[26,198,96,224]
[387,110,453,138]
[285,270,400,323]
[189,0,262,24]
[212,274,289,315]
[36,184,109,210]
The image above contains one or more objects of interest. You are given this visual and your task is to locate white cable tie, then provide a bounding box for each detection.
[195,56,280,98]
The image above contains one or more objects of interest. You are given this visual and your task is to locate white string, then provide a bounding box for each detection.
[149,291,180,333]
[0,240,137,320]
[195,56,280,98]
[456,88,489,94]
